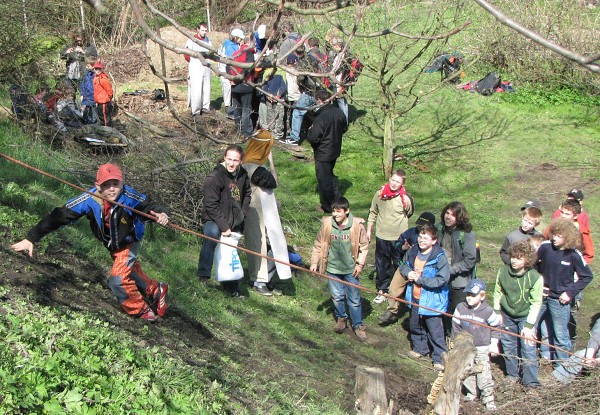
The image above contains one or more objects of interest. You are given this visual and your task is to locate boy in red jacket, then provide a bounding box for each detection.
[93,61,114,126]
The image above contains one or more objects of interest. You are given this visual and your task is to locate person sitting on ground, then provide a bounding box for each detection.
[11,163,170,321]
[310,196,369,341]
[197,145,252,297]
[378,211,436,326]
[493,240,543,387]
[453,279,501,412]
[366,170,413,305]
[403,224,450,371]
[499,201,543,265]
[552,315,600,383]
[92,61,113,127]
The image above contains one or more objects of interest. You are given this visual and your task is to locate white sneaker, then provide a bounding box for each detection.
[373,291,386,304]
[282,139,299,146]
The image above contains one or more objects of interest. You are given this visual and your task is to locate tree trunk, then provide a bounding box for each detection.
[431,332,479,415]
[355,366,388,414]
[382,113,395,177]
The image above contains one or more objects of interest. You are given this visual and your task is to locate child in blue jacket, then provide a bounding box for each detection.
[402,224,450,371]
[80,59,97,124]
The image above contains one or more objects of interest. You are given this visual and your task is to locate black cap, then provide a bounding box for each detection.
[567,188,584,202]
[521,200,541,211]
[415,212,436,226]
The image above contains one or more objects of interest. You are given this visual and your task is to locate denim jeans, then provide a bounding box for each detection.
[327,272,363,329]
[537,299,553,360]
[552,349,587,383]
[546,297,573,362]
[409,302,446,365]
[197,221,220,278]
[501,312,540,386]
[374,238,402,293]
[336,97,348,124]
[289,93,315,141]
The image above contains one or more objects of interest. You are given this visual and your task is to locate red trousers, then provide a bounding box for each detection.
[108,243,159,316]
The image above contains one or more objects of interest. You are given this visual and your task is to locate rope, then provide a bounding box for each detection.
[0,151,587,361]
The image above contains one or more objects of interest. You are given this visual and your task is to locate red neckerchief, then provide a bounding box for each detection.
[379,183,407,208]
[103,200,112,229]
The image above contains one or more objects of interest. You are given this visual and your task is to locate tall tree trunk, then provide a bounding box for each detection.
[382,112,395,177]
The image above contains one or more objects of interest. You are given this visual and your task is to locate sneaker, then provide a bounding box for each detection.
[153,282,169,317]
[354,325,367,341]
[334,317,347,333]
[378,310,398,326]
[433,363,445,371]
[485,402,497,412]
[229,290,245,299]
[409,350,426,359]
[373,291,387,304]
[282,138,299,146]
[253,283,273,296]
[140,307,157,322]
[462,394,477,402]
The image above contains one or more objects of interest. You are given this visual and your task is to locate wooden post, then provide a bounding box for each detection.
[431,332,479,415]
[355,366,388,414]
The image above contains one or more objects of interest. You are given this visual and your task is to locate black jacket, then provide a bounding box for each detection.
[201,164,252,233]
[306,103,348,162]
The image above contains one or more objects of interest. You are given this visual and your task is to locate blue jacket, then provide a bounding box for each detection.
[26,185,168,252]
[402,244,450,316]
[80,70,95,107]
[222,39,240,57]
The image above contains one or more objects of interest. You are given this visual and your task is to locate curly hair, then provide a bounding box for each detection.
[441,201,472,232]
[546,218,582,250]
[507,240,538,269]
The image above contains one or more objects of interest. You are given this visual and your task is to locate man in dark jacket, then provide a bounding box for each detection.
[306,90,348,213]
[198,145,252,296]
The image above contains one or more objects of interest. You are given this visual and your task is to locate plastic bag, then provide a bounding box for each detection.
[214,232,244,282]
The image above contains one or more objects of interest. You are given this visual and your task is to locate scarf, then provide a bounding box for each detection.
[379,183,407,208]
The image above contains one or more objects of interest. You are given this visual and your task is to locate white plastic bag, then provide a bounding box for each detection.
[214,232,244,282]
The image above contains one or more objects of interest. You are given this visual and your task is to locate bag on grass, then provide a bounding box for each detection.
[214,232,244,282]
[475,72,501,96]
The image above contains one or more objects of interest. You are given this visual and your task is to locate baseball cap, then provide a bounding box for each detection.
[521,199,541,210]
[464,279,487,295]
[96,163,123,185]
[231,28,245,39]
[567,188,584,201]
[415,212,436,226]
[93,61,104,69]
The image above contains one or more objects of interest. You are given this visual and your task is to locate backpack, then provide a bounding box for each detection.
[425,52,464,83]
[344,55,364,85]
[307,49,331,88]
[227,46,254,83]
[475,72,501,96]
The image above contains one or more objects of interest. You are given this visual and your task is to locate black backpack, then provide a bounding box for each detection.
[475,72,501,96]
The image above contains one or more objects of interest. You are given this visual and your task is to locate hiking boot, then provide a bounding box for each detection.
[354,325,367,341]
[433,363,445,371]
[373,291,387,304]
[153,282,169,317]
[253,283,273,296]
[378,310,398,326]
[140,307,157,322]
[485,402,497,412]
[334,317,347,333]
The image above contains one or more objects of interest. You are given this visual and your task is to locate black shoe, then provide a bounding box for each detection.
[253,283,273,296]
[378,310,398,326]
[198,276,210,284]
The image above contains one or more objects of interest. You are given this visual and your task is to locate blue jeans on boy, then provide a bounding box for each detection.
[537,299,553,360]
[552,349,587,383]
[546,297,572,363]
[288,93,315,141]
[409,301,446,365]
[501,312,540,386]
[327,272,363,328]
[197,221,220,278]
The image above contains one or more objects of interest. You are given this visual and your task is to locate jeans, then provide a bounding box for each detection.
[327,272,363,329]
[197,221,220,278]
[337,97,348,124]
[552,349,588,383]
[537,299,553,360]
[546,297,573,362]
[232,90,254,137]
[501,312,540,386]
[289,93,315,141]
[409,302,446,365]
[374,238,402,293]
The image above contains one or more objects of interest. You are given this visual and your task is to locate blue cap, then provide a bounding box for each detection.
[464,279,487,294]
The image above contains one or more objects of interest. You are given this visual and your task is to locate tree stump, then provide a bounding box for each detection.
[431,332,479,415]
[355,366,388,414]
